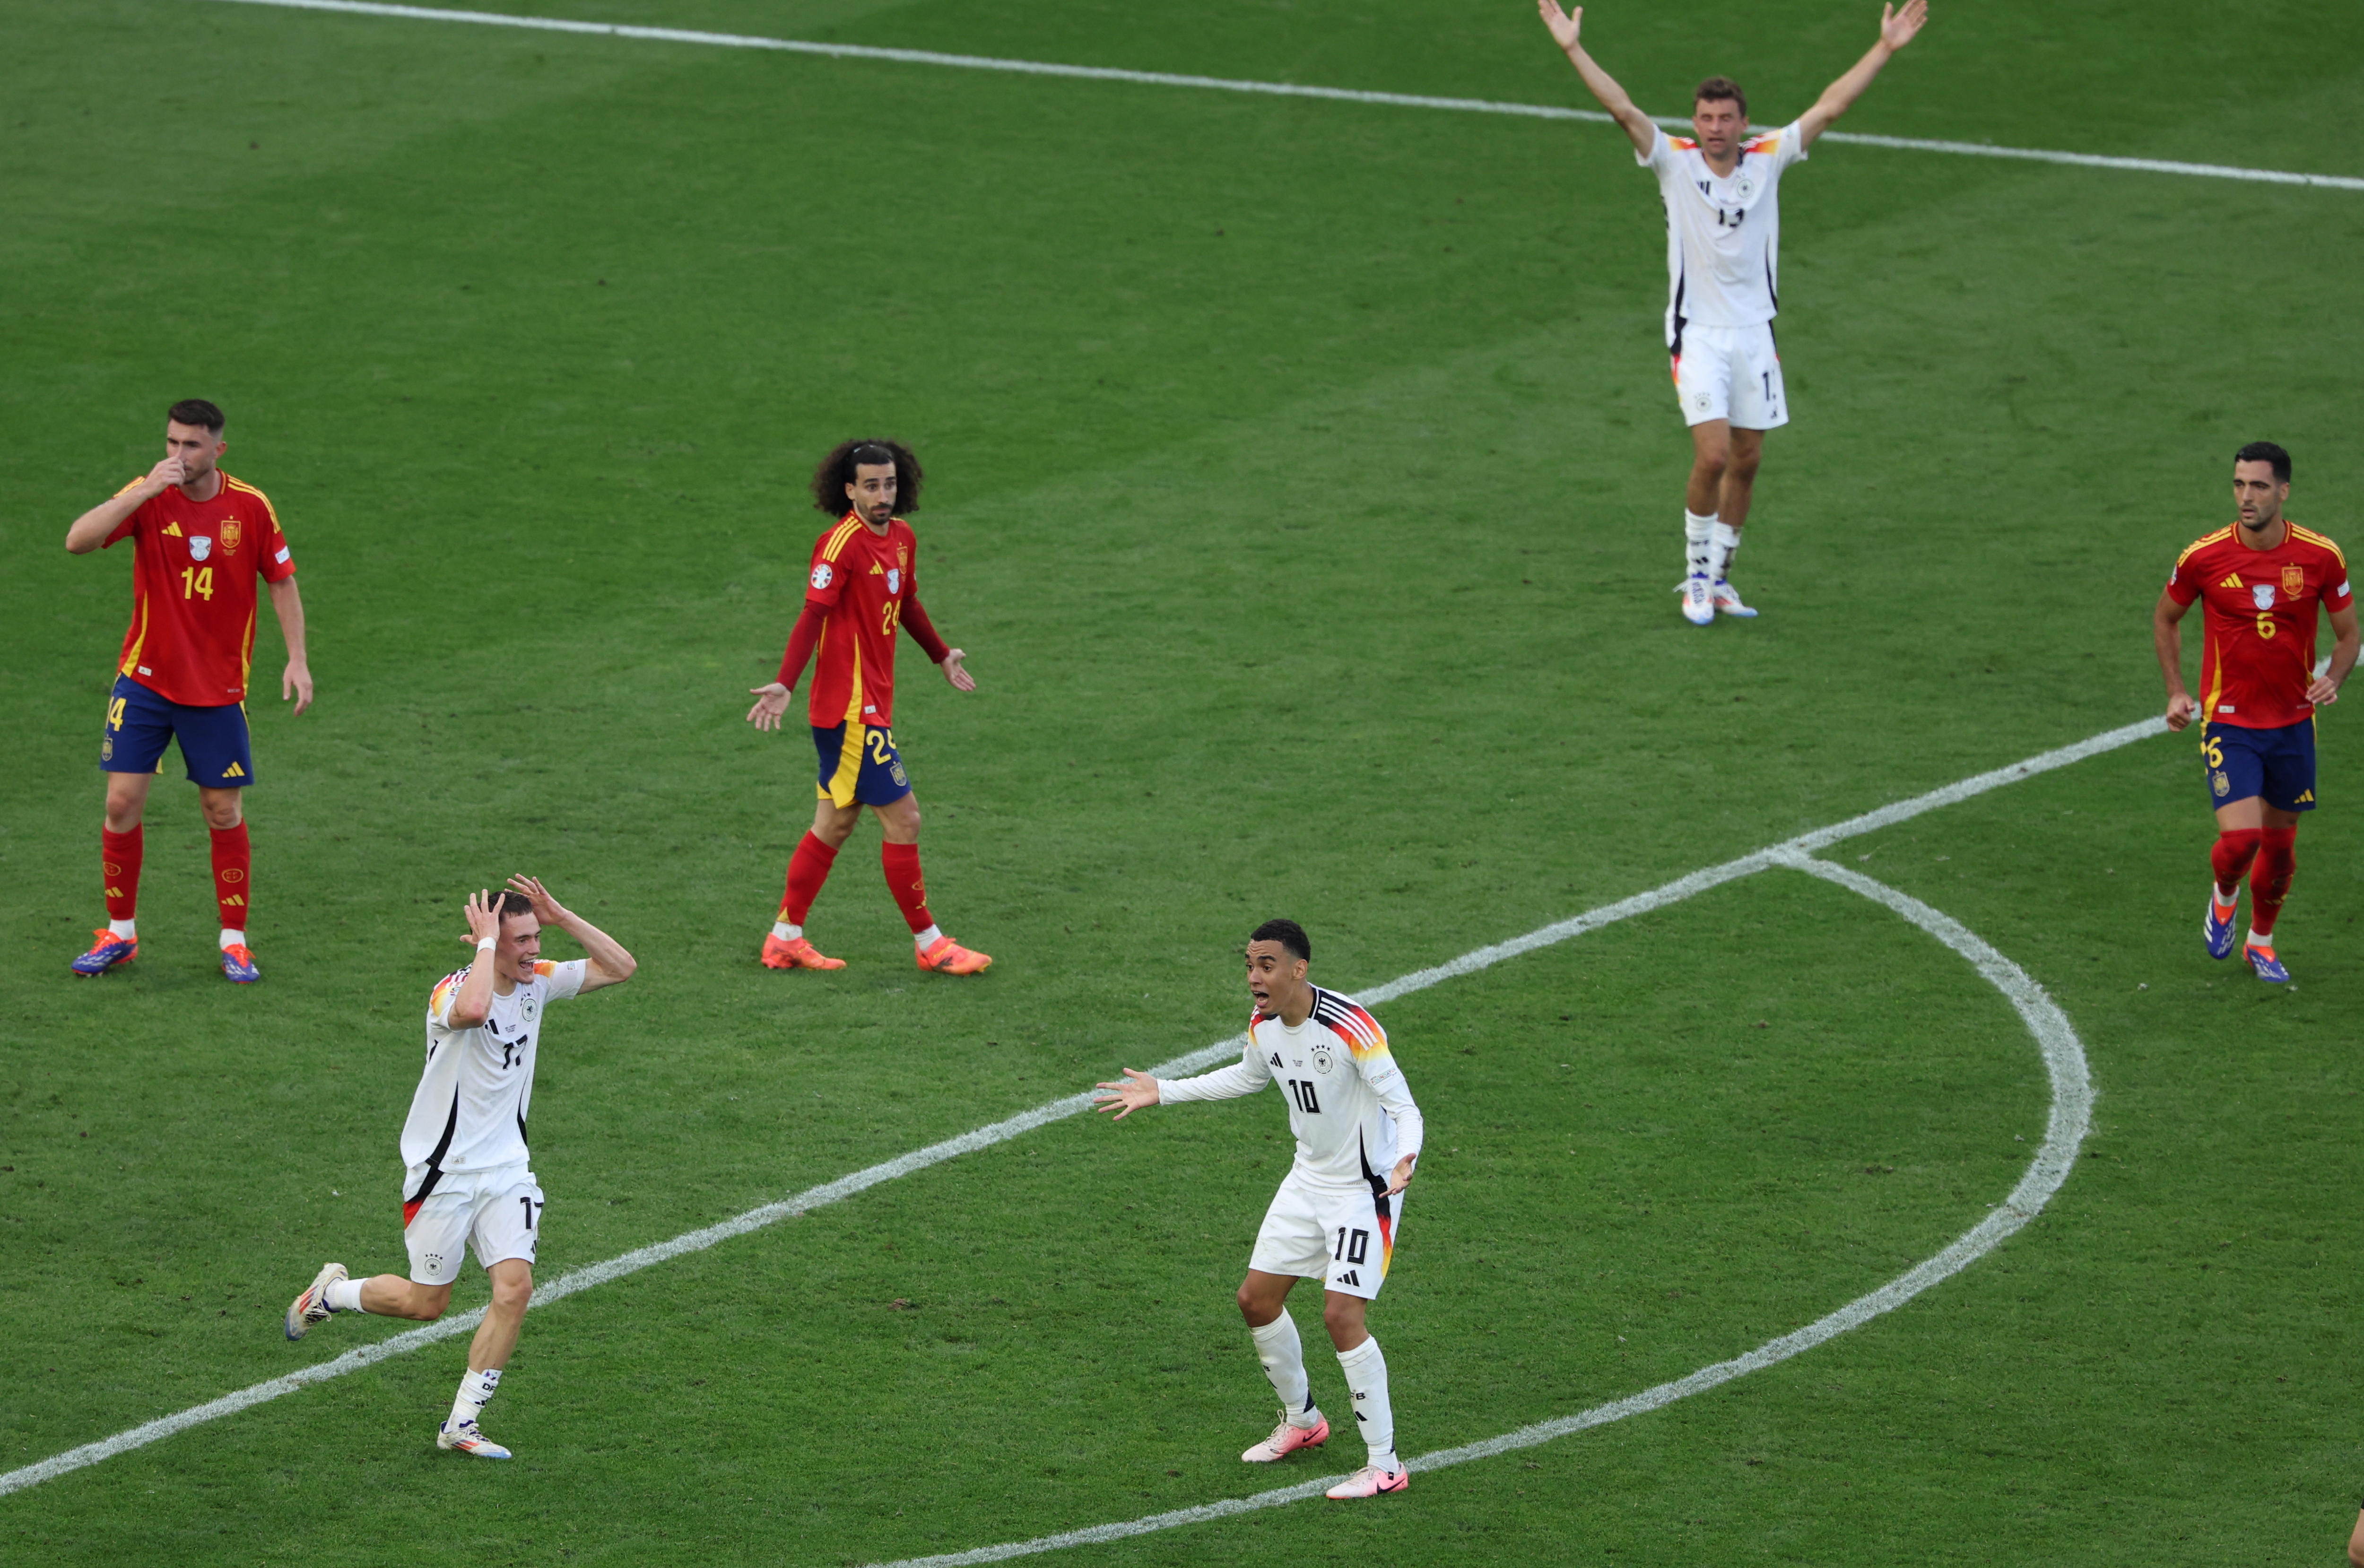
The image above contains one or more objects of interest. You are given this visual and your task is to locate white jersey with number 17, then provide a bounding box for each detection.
[400,958,586,1204]
[1642,121,1808,348]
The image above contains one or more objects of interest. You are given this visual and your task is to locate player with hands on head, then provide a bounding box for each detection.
[1097,919,1424,1500]
[282,875,635,1459]
[63,399,313,982]
[2154,442,2356,982]
[1538,0,1929,624]
[744,438,990,976]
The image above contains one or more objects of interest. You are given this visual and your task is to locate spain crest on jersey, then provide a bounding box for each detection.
[2283,564,2305,598]
[220,519,242,554]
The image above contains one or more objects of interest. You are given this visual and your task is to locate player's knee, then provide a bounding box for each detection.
[405,1285,453,1321]
[1321,1298,1364,1342]
[198,795,243,831]
[491,1271,533,1314]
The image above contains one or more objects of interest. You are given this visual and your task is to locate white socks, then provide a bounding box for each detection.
[1335,1334,1398,1471]
[1251,1313,1320,1427]
[1709,520,1741,582]
[324,1277,367,1313]
[448,1367,502,1429]
[772,921,800,941]
[219,927,245,951]
[913,923,944,951]
[108,918,137,940]
[1684,511,1715,577]
[2214,884,2240,909]
[2245,926,2275,950]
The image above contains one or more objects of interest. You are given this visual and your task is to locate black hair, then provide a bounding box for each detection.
[167,398,226,434]
[2235,441,2292,484]
[812,438,922,516]
[1248,918,1311,962]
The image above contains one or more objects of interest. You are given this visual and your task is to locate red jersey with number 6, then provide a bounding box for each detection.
[102,473,296,707]
[801,512,917,727]
[2165,522,2351,728]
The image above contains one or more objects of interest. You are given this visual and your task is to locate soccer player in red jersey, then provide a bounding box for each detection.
[61,400,313,982]
[744,440,990,974]
[2155,441,2356,982]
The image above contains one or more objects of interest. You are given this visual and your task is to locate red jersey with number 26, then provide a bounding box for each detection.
[802,513,917,727]
[103,473,296,707]
[2165,521,2352,729]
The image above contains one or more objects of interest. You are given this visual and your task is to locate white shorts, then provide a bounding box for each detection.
[403,1166,544,1286]
[1248,1170,1404,1302]
[1672,321,1788,430]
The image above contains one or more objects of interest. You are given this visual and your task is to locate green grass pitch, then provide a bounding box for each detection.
[4,0,2364,1561]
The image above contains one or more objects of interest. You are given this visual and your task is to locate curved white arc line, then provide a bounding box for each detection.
[198,0,2364,191]
[864,858,2093,1568]
[0,723,2144,1499]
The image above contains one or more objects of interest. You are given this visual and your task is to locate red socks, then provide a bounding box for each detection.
[209,822,251,931]
[881,841,933,934]
[2209,828,2261,899]
[780,832,839,924]
[103,826,143,921]
[2249,827,2297,939]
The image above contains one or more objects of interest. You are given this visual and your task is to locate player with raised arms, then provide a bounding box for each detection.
[1096,919,1424,1499]
[1537,0,1929,624]
[2155,441,2355,982]
[282,876,636,1459]
[745,438,991,975]
[62,399,313,981]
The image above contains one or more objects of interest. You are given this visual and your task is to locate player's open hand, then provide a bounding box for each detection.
[1386,1155,1417,1195]
[1093,1069,1161,1120]
[282,660,313,717]
[1879,0,1928,51]
[941,649,977,693]
[1536,0,1582,51]
[2164,692,2197,732]
[506,875,568,925]
[746,681,792,731]
[463,889,502,945]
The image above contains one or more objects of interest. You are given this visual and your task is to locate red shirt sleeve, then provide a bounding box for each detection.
[776,600,828,689]
[104,485,149,549]
[901,592,951,665]
[2165,551,2202,606]
[2324,555,2354,613]
[256,498,296,583]
[804,530,850,610]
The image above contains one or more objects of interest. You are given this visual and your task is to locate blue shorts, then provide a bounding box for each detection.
[102,674,255,788]
[2202,719,2315,813]
[813,722,912,808]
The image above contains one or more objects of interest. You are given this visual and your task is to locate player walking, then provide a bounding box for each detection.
[2155,442,2355,982]
[284,876,634,1457]
[1538,0,1929,624]
[62,399,312,980]
[1096,919,1424,1499]
[744,439,990,974]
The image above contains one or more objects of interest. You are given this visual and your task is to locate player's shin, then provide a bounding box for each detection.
[1684,511,1716,577]
[781,832,838,926]
[881,841,933,938]
[102,825,142,934]
[1710,520,1741,582]
[1251,1312,1318,1426]
[2210,828,2261,904]
[449,1366,502,1429]
[209,822,251,939]
[2248,827,2297,941]
[1335,1335,1398,1471]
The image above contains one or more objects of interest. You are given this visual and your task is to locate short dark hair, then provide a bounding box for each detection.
[167,398,226,433]
[492,890,535,925]
[2235,441,2292,484]
[1248,918,1311,962]
[812,438,922,517]
[1694,77,1747,118]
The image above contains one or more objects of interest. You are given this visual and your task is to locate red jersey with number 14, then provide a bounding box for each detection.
[103,473,296,707]
[2165,521,2351,728]
[802,513,917,727]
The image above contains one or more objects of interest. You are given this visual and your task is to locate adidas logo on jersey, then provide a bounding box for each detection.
[222,762,246,778]
[163,522,184,537]
[2219,573,2243,588]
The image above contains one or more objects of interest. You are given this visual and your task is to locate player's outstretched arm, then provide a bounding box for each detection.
[1536,1,1657,157]
[2309,603,2361,709]
[2153,589,2197,731]
[63,457,182,554]
[1094,1069,1162,1120]
[268,576,314,716]
[1799,0,1928,146]
[506,875,638,991]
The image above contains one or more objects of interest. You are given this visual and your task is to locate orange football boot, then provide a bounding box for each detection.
[916,935,992,975]
[761,933,845,970]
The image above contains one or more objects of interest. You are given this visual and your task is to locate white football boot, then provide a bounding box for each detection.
[1242,1411,1330,1462]
[1324,1463,1409,1499]
[284,1262,347,1341]
[437,1420,512,1459]
[1710,578,1758,617]
[1679,573,1716,625]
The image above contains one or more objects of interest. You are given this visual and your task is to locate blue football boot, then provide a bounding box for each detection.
[2244,942,2290,983]
[2202,892,2238,960]
[220,941,261,984]
[71,929,138,976]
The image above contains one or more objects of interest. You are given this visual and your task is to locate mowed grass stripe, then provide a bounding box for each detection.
[202,0,2364,191]
[0,716,2156,1500]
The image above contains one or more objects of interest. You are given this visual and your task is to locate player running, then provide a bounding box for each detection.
[1096,919,1424,1499]
[1538,0,1929,624]
[2155,442,2355,983]
[283,876,636,1458]
[744,439,990,975]
[62,399,313,981]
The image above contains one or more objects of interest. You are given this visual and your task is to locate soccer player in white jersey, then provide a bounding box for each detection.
[281,876,636,1458]
[1539,0,1929,624]
[1096,918,1423,1499]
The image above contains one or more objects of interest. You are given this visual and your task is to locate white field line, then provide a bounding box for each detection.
[0,716,2157,1499]
[874,849,2092,1568]
[201,0,2364,192]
